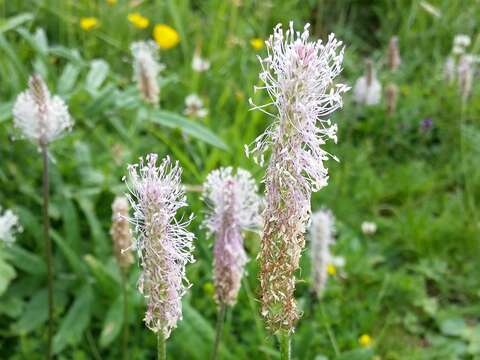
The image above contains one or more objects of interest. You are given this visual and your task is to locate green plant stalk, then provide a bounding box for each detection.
[277,330,291,360]
[121,270,129,360]
[42,145,53,360]
[211,302,226,360]
[157,330,166,360]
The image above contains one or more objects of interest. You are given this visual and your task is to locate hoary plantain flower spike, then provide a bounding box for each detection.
[353,59,382,105]
[246,22,348,333]
[124,153,195,338]
[131,41,165,105]
[310,209,335,298]
[12,74,73,146]
[110,196,134,270]
[202,167,261,306]
[0,207,22,246]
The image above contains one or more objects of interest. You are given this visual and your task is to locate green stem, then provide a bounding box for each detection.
[277,330,291,360]
[42,145,53,360]
[212,303,226,360]
[157,331,166,360]
[121,270,129,360]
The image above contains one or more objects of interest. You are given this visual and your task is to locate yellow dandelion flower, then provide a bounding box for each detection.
[107,0,117,5]
[128,13,150,29]
[153,24,180,49]
[250,37,264,50]
[327,263,337,276]
[359,334,372,347]
[80,17,99,31]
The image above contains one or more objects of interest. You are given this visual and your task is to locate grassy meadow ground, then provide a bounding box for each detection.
[0,0,479,359]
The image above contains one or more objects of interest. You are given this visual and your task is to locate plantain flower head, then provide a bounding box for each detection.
[131,41,164,105]
[387,36,401,71]
[0,207,22,246]
[13,75,73,146]
[353,59,382,105]
[310,209,335,298]
[110,196,134,270]
[202,167,261,306]
[246,22,347,333]
[124,154,195,338]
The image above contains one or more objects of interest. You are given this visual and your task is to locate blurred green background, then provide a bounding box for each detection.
[0,0,479,359]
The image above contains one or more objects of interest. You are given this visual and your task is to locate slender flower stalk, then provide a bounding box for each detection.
[124,154,195,357]
[131,41,165,105]
[246,21,348,342]
[201,167,261,359]
[110,196,134,360]
[12,74,73,359]
[310,209,335,299]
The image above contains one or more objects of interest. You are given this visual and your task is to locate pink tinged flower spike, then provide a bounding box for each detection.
[202,167,262,306]
[246,22,348,333]
[131,41,165,105]
[123,154,195,338]
[310,209,335,298]
[12,74,73,146]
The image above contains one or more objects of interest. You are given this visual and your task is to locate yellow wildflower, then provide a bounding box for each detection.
[153,24,180,49]
[80,17,99,31]
[128,13,150,29]
[250,37,264,50]
[359,334,372,347]
[107,0,117,5]
[326,263,337,276]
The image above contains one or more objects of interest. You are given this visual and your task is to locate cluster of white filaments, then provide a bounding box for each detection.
[246,22,347,332]
[131,41,164,105]
[202,167,261,306]
[12,75,73,145]
[0,207,22,245]
[124,154,195,338]
[310,209,335,298]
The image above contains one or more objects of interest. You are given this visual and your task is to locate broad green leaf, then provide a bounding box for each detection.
[76,197,109,257]
[99,296,124,348]
[51,231,86,275]
[13,289,48,333]
[151,110,228,150]
[84,254,120,296]
[86,59,109,94]
[0,257,16,296]
[5,245,46,276]
[440,317,468,337]
[58,63,81,95]
[85,83,117,117]
[49,46,84,66]
[0,102,12,123]
[53,285,94,354]
[0,13,33,35]
[16,27,48,56]
[0,294,23,318]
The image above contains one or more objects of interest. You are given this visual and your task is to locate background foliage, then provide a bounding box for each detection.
[0,0,479,359]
